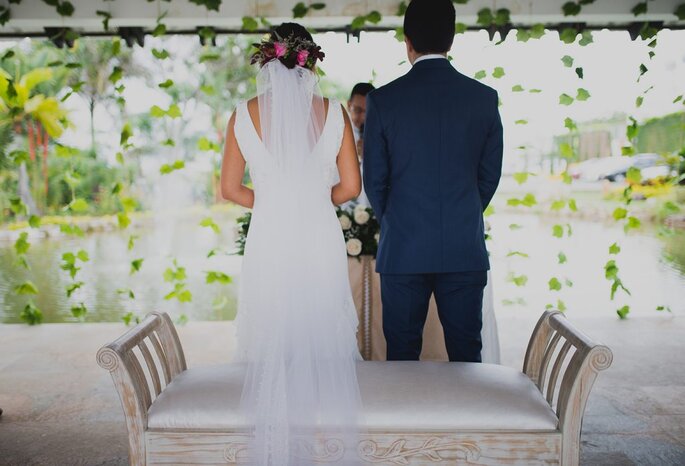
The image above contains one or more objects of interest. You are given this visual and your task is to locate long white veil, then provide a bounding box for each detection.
[257,59,326,165]
[235,57,364,465]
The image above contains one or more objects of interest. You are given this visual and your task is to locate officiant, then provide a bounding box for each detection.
[345,82,375,207]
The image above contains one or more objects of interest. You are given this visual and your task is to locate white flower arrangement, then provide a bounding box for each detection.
[346,238,363,256]
[339,213,352,230]
[336,202,380,258]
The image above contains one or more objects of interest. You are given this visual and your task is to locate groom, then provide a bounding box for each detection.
[363,0,503,362]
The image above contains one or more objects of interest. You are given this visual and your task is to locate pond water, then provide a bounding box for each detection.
[1,209,684,323]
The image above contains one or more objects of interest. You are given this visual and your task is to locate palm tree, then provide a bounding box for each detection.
[0,43,70,217]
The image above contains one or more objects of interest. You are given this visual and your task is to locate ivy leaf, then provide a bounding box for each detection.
[530,24,546,39]
[561,55,574,67]
[151,48,169,59]
[562,2,581,16]
[564,117,577,131]
[559,28,578,44]
[508,273,528,287]
[560,142,574,158]
[612,207,628,220]
[66,281,83,298]
[625,216,641,231]
[609,242,621,254]
[477,8,494,26]
[69,198,89,212]
[108,66,123,84]
[15,281,39,295]
[188,0,221,12]
[551,199,566,211]
[517,29,531,42]
[474,70,486,80]
[160,160,185,174]
[292,2,308,18]
[71,303,87,320]
[626,166,642,184]
[397,1,407,16]
[492,67,505,78]
[576,88,591,101]
[636,96,644,107]
[558,252,568,264]
[548,277,562,291]
[507,251,529,258]
[579,30,594,46]
[575,67,584,79]
[455,23,467,34]
[200,216,221,234]
[616,305,630,319]
[604,260,618,280]
[512,172,532,184]
[529,88,542,94]
[205,271,232,284]
[568,199,578,212]
[512,84,525,92]
[494,8,510,26]
[130,258,144,274]
[676,4,685,20]
[632,2,648,16]
[242,16,259,31]
[366,10,382,24]
[515,119,528,125]
[559,93,574,105]
[552,224,564,238]
[158,79,174,88]
[14,232,30,255]
[656,305,672,313]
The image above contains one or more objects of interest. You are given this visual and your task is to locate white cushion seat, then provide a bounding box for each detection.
[146,361,558,432]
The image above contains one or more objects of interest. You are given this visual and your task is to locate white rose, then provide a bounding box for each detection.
[339,214,352,230]
[354,209,370,225]
[346,238,362,256]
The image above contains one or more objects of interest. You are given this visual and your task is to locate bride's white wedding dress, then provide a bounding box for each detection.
[231,61,363,465]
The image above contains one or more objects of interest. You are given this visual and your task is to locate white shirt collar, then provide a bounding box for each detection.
[413,54,448,65]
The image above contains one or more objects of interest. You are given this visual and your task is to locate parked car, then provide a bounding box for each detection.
[601,153,660,182]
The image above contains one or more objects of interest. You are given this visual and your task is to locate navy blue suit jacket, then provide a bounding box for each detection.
[362,58,503,274]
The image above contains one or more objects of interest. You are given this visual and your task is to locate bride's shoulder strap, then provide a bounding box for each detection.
[232,100,251,161]
[327,97,345,156]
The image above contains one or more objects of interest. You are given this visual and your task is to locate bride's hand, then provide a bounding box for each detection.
[220,110,255,209]
[332,103,362,205]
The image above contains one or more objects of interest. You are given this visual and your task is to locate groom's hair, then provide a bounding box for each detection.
[404,0,456,54]
[271,22,314,43]
[350,83,375,100]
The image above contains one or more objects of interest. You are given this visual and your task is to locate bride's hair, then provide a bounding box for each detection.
[250,22,325,70]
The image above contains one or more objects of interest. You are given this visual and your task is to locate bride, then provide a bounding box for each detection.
[220,23,364,465]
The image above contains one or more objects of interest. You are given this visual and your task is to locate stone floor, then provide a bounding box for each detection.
[0,311,684,465]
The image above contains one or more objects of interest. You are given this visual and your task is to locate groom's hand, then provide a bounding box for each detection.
[478,90,504,211]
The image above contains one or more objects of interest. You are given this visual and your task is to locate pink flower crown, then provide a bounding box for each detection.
[250,32,325,70]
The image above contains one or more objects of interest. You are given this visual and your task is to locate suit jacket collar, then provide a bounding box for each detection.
[410,57,453,71]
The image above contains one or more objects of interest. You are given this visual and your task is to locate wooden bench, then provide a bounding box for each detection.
[96,310,612,465]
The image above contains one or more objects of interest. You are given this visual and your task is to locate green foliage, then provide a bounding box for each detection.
[188,0,221,12]
[476,8,510,27]
[616,305,630,319]
[351,11,382,30]
[292,2,326,18]
[20,301,43,325]
[205,270,232,284]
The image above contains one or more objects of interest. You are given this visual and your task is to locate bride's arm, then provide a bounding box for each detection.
[220,111,255,209]
[331,104,362,205]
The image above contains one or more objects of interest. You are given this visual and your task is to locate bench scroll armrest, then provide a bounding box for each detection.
[523,310,613,466]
